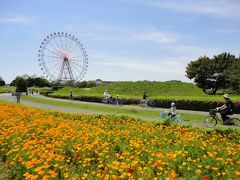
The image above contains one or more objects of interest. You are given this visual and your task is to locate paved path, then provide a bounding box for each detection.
[0,93,239,129]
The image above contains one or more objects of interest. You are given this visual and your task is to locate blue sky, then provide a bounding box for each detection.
[0,0,240,83]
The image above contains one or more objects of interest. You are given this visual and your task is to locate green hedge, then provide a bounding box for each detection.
[40,91,54,96]
[47,94,240,114]
[154,99,240,114]
[49,94,102,103]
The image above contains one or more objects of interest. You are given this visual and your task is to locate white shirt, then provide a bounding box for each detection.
[104,92,110,98]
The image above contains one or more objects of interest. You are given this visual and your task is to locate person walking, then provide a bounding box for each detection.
[69,89,74,100]
[16,91,21,103]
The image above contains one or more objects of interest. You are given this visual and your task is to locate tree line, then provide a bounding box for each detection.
[0,74,97,92]
[185,52,240,94]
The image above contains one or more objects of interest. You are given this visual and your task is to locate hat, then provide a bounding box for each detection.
[223,94,230,99]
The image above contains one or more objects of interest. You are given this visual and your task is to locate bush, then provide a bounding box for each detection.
[52,86,64,91]
[40,91,54,96]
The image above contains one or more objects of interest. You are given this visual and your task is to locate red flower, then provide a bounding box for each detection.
[76,153,81,158]
[53,151,56,155]
[204,175,209,180]
[128,168,134,174]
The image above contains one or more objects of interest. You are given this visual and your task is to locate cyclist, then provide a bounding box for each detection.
[166,102,177,119]
[143,92,149,107]
[115,95,122,105]
[103,90,112,103]
[216,94,234,125]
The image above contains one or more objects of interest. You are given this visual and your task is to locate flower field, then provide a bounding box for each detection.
[0,102,239,179]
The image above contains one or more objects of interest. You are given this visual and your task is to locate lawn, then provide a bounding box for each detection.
[21,95,206,123]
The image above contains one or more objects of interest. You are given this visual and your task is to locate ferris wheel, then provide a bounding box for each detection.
[38,32,88,83]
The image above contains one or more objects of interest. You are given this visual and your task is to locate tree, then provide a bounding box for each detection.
[86,81,96,88]
[65,80,75,87]
[185,56,212,92]
[15,77,27,92]
[225,58,240,92]
[0,76,5,86]
[210,52,235,93]
[26,77,35,87]
[11,75,50,87]
[75,81,88,88]
[34,77,50,87]
[185,52,235,94]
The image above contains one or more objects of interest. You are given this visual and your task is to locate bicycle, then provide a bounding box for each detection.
[114,97,123,106]
[160,111,183,124]
[102,96,123,106]
[204,109,240,128]
[102,97,114,104]
[140,98,155,108]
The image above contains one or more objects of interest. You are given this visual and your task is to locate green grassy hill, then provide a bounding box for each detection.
[0,86,15,93]
[53,81,207,98]
[52,81,240,101]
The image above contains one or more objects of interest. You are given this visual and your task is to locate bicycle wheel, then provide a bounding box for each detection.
[204,116,217,128]
[228,118,240,127]
[147,99,155,108]
[102,97,107,103]
[172,116,183,124]
[116,99,123,106]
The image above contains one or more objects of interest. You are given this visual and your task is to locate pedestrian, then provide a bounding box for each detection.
[16,91,21,103]
[69,89,74,100]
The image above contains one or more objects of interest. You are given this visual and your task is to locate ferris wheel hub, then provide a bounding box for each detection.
[64,57,68,61]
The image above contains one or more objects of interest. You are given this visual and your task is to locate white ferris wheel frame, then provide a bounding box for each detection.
[38,32,88,83]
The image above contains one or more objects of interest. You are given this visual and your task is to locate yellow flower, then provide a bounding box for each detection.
[38,170,44,175]
[195,169,202,174]
[72,176,77,180]
[64,173,69,178]
[49,170,58,178]
[211,167,218,171]
[43,175,49,180]
[235,171,240,176]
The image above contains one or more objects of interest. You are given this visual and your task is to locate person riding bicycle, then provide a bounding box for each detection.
[166,102,177,118]
[115,95,122,105]
[103,90,112,103]
[143,92,149,107]
[216,94,234,125]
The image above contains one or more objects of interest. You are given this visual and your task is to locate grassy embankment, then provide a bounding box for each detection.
[0,86,15,93]
[51,81,240,101]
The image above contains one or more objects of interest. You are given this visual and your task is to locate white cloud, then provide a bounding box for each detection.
[91,53,185,74]
[0,15,36,24]
[88,52,191,81]
[145,0,240,19]
[129,31,178,44]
